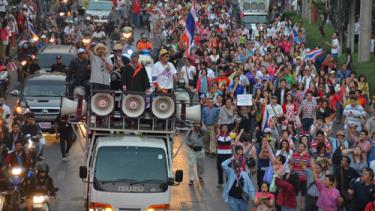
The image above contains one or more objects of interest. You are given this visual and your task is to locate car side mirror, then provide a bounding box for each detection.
[10,90,20,96]
[175,170,183,183]
[79,166,87,179]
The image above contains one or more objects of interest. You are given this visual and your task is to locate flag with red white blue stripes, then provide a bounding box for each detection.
[305,48,324,61]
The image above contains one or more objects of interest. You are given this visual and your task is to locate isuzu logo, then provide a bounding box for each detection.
[117,185,144,192]
[42,109,48,113]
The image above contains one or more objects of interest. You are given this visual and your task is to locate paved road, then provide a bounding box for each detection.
[4,28,230,210]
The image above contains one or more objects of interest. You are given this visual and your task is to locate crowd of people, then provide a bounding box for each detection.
[1,0,375,210]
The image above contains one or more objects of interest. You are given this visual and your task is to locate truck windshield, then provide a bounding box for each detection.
[243,15,268,24]
[24,81,65,97]
[94,146,168,183]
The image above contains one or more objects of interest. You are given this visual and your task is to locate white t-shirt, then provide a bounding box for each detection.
[207,68,215,80]
[331,38,340,54]
[152,61,177,90]
[266,104,283,118]
[180,65,196,83]
[0,0,8,12]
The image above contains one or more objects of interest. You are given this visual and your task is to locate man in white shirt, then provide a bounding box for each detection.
[180,58,196,89]
[328,32,340,61]
[0,0,8,16]
[266,96,283,119]
[151,49,177,92]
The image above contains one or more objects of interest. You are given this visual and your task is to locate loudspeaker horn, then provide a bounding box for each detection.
[91,93,114,116]
[61,97,87,116]
[151,96,175,119]
[73,86,86,97]
[175,90,191,104]
[176,104,201,123]
[121,94,145,118]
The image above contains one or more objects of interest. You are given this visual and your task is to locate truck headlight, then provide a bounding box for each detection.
[89,202,113,211]
[147,204,169,211]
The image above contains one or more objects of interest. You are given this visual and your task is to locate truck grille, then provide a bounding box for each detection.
[30,108,60,114]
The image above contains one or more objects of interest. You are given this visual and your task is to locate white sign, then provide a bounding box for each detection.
[237,94,253,106]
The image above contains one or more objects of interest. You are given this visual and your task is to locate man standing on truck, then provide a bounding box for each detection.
[151,49,177,92]
[121,51,150,92]
[87,43,113,91]
[186,122,208,185]
[67,48,91,95]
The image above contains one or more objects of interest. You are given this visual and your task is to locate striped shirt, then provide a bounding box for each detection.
[289,152,311,181]
[304,168,324,197]
[217,134,233,157]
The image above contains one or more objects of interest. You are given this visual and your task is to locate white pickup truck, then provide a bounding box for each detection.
[79,134,182,211]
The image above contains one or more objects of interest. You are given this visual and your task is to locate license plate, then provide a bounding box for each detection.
[39,122,51,129]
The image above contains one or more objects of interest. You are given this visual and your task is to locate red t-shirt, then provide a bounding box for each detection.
[132,0,140,13]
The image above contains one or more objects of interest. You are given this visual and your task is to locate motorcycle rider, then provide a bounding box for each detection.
[5,122,25,151]
[136,33,153,52]
[3,141,29,169]
[25,163,56,211]
[0,96,11,119]
[21,112,44,161]
[50,56,67,73]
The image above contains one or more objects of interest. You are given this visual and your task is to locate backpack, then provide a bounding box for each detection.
[332,140,342,165]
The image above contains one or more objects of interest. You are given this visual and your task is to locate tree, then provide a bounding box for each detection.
[358,0,372,62]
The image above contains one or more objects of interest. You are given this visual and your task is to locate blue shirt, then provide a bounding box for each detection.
[202,106,219,126]
[336,69,351,81]
[221,158,255,202]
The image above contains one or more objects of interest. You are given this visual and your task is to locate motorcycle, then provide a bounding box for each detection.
[25,134,41,168]
[7,166,27,210]
[31,187,58,211]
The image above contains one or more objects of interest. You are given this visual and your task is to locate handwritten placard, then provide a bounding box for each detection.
[237,94,253,106]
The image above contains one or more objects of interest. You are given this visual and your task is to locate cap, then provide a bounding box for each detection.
[56,55,62,60]
[295,56,302,60]
[78,48,86,54]
[41,35,47,39]
[271,95,278,100]
[336,130,345,137]
[159,49,169,56]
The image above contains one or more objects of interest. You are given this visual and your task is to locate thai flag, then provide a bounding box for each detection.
[289,25,299,44]
[261,107,270,131]
[305,48,324,61]
[182,1,197,56]
[7,61,18,72]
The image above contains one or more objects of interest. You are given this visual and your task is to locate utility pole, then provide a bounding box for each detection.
[358,0,372,62]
